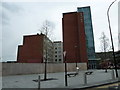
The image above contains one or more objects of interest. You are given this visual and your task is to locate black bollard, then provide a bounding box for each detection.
[38,75,40,90]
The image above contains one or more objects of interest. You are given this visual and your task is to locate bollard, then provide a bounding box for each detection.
[65,74,68,86]
[111,69,115,80]
[76,67,79,74]
[38,75,40,90]
[84,72,87,85]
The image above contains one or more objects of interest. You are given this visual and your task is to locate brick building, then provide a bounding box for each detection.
[62,12,88,63]
[17,33,54,63]
[62,6,96,68]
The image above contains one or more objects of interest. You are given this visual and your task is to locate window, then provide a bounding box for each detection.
[55,59,57,61]
[59,59,61,61]
[59,55,61,57]
[58,47,61,49]
[58,51,61,53]
[81,19,83,22]
[80,13,83,17]
[55,55,57,57]
[55,51,57,53]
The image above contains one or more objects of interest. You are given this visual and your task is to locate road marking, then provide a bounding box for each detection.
[96,82,120,88]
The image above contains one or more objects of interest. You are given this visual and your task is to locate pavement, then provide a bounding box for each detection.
[1,69,120,89]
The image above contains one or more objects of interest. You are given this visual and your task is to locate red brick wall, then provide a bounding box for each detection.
[77,13,88,63]
[62,12,88,63]
[17,34,44,63]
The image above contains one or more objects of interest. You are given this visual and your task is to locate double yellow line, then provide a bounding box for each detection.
[96,82,119,89]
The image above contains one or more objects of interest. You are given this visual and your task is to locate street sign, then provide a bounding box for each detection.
[63,51,66,57]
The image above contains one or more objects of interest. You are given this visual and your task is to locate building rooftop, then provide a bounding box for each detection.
[53,41,62,43]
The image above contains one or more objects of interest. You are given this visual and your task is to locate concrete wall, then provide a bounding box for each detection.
[2,63,87,76]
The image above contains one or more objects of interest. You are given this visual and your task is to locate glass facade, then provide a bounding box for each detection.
[77,6,95,60]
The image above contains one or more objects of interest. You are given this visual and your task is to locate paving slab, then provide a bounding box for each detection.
[2,70,120,89]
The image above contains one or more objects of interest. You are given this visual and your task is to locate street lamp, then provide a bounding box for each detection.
[75,45,78,67]
[44,56,47,80]
[107,0,118,77]
[63,51,68,86]
[44,35,48,80]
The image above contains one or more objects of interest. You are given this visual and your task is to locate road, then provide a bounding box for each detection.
[84,82,120,90]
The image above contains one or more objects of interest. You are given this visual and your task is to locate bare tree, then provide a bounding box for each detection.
[39,20,55,40]
[100,32,109,55]
[100,32,110,72]
[39,20,55,80]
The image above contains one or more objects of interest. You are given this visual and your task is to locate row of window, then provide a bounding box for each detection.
[54,43,62,46]
[55,51,62,53]
[54,47,62,49]
[55,55,62,57]
[80,13,83,22]
[55,59,62,62]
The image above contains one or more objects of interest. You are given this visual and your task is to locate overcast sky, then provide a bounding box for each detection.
[118,1,120,50]
[1,0,119,61]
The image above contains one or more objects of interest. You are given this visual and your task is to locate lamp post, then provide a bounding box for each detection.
[44,31,48,80]
[107,0,118,77]
[63,51,68,86]
[44,39,47,80]
[75,45,78,67]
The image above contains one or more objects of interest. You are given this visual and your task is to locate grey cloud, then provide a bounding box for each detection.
[1,2,23,25]
[2,19,9,25]
[2,2,22,13]
[2,12,9,20]
[2,12,10,25]
[1,11,10,25]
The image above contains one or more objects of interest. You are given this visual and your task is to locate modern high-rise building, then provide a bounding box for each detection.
[17,33,54,63]
[77,6,95,60]
[62,12,88,63]
[53,41,63,63]
[77,6,96,68]
[62,6,96,68]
